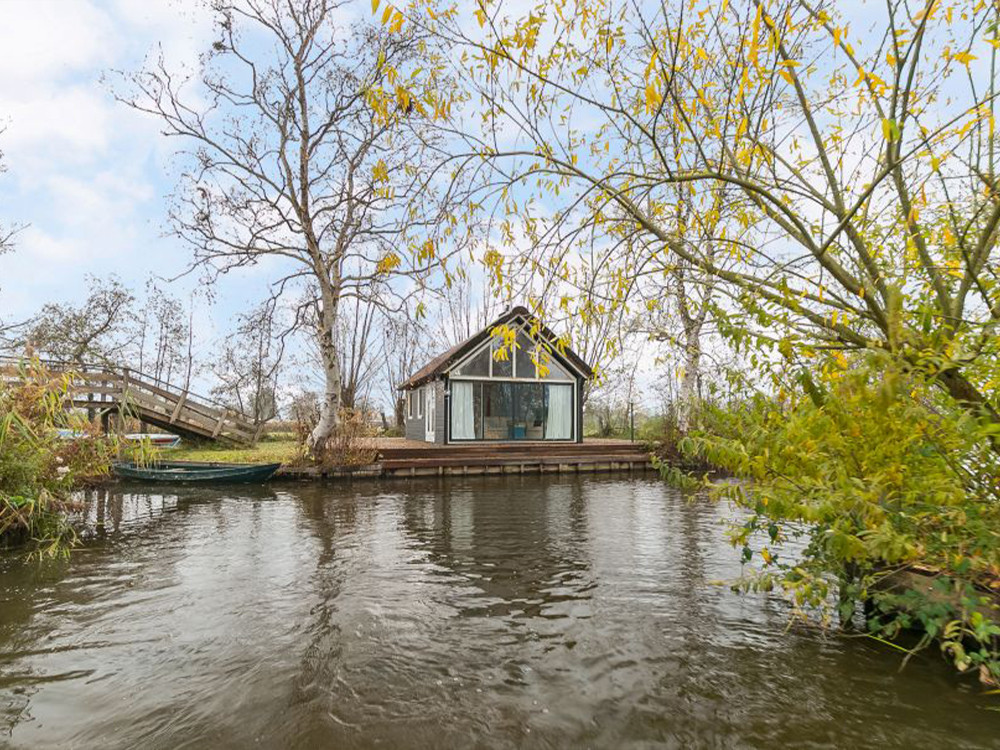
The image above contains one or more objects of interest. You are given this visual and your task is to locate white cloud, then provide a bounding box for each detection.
[0,0,219,320]
[0,1,115,92]
[16,226,82,263]
[4,86,113,164]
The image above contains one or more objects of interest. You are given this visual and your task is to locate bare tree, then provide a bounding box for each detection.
[437,268,506,346]
[134,280,191,386]
[113,0,462,449]
[26,275,136,365]
[585,354,640,437]
[211,303,284,424]
[381,311,427,428]
[336,293,381,410]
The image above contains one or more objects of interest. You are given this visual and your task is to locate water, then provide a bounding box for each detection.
[0,476,996,749]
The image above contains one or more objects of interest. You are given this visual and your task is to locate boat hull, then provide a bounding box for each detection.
[112,461,281,484]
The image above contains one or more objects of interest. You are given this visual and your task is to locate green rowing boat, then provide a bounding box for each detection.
[112,460,281,484]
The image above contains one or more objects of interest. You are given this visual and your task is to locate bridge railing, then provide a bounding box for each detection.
[0,355,259,444]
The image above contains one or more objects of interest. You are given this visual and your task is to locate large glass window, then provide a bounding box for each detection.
[451,381,573,440]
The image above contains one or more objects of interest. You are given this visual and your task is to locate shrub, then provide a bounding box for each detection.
[0,359,116,556]
[290,398,379,466]
[678,354,1000,684]
[313,409,379,466]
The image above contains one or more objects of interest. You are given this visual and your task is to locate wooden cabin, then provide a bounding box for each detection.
[398,306,592,445]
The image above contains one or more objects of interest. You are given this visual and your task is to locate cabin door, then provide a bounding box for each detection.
[424,385,436,443]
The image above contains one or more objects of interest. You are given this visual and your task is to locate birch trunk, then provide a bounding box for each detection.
[309,286,342,449]
[672,240,713,435]
[677,320,702,434]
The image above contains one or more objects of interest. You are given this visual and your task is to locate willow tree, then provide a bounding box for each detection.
[398,0,1000,435]
[116,0,463,448]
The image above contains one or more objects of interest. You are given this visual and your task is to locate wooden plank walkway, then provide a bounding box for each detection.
[279,439,654,479]
[1,358,258,445]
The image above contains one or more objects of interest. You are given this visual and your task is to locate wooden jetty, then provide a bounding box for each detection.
[1,358,259,445]
[279,438,654,479]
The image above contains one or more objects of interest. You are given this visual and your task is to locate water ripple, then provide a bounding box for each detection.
[0,476,996,749]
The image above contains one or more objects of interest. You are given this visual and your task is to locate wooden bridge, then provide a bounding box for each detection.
[1,357,259,445]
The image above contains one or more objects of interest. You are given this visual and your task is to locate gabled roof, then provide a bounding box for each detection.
[397,305,593,390]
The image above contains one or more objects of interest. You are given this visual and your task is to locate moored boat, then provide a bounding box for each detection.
[112,460,281,484]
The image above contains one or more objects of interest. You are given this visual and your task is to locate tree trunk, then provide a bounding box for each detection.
[308,291,342,449]
[340,382,356,410]
[677,321,702,434]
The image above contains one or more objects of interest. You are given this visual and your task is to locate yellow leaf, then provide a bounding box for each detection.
[644,83,662,113]
[371,0,380,13]
[952,51,977,66]
[736,116,747,139]
[376,252,401,274]
[381,4,393,25]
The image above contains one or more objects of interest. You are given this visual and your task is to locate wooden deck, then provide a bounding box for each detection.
[1,358,259,445]
[279,438,654,479]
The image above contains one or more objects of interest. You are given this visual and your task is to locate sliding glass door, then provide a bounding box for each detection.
[450,381,573,441]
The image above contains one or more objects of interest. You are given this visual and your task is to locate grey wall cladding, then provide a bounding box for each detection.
[402,380,446,444]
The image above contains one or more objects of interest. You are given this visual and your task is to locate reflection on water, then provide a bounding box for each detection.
[0,476,995,749]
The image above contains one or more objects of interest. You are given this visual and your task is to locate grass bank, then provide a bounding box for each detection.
[165,434,301,465]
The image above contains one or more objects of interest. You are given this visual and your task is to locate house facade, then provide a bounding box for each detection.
[399,306,592,444]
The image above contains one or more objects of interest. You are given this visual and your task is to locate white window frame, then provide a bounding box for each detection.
[407,390,414,419]
[418,385,425,418]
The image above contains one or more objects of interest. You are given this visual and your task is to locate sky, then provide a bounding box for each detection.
[0,0,268,342]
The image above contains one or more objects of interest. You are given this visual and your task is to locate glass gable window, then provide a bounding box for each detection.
[491,339,513,377]
[451,331,575,381]
[514,332,572,380]
[453,346,490,377]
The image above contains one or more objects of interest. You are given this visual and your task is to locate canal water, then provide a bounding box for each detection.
[0,476,996,748]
